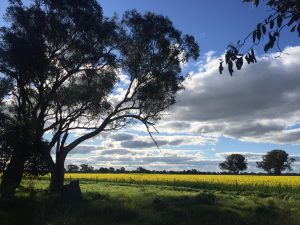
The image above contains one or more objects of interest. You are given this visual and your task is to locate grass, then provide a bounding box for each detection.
[0,177,300,225]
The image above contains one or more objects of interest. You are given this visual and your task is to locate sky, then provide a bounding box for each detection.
[0,1,300,172]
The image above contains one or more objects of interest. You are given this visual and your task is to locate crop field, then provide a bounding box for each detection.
[1,174,300,225]
[62,173,300,194]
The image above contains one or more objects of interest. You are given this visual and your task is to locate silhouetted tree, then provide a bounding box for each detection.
[136,167,150,173]
[80,164,94,173]
[120,167,126,173]
[220,0,300,75]
[256,149,295,175]
[219,154,248,174]
[67,164,79,173]
[0,0,199,196]
[109,167,115,173]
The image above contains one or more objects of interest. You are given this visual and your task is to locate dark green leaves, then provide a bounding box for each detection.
[270,19,274,29]
[228,60,234,76]
[236,57,243,70]
[262,25,266,34]
[222,0,300,75]
[219,61,224,74]
[277,15,282,28]
[264,32,277,52]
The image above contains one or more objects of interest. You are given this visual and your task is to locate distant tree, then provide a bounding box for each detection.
[136,167,150,173]
[120,167,126,173]
[219,154,248,174]
[67,164,79,173]
[220,0,300,75]
[256,149,295,175]
[0,0,199,196]
[109,167,115,173]
[80,164,94,173]
[98,167,110,173]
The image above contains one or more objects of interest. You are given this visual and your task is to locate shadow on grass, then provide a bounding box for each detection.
[0,190,298,225]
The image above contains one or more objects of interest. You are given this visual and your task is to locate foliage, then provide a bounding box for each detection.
[80,164,94,173]
[219,154,248,174]
[220,0,300,75]
[67,164,79,172]
[0,114,13,172]
[257,149,296,175]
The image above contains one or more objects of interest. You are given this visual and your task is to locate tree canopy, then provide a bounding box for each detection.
[256,149,295,175]
[219,154,248,174]
[0,0,199,195]
[220,0,300,75]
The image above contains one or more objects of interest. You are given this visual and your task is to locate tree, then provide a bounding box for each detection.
[80,164,94,173]
[67,164,79,173]
[219,154,248,174]
[109,167,115,173]
[0,0,199,196]
[256,149,295,175]
[220,0,300,75]
[136,167,150,173]
[120,167,126,173]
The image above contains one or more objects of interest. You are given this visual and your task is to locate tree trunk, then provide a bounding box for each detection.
[49,152,66,193]
[0,151,26,197]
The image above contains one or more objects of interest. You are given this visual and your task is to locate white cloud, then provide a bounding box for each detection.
[159,46,300,144]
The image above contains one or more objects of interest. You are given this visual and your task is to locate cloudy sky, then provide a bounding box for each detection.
[0,1,299,172]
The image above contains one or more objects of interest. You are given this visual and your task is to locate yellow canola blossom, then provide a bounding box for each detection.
[64,173,300,192]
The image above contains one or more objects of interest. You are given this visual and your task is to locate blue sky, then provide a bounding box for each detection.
[1,1,300,172]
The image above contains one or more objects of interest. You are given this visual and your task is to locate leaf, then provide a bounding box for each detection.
[297,23,300,37]
[287,15,297,26]
[262,25,266,34]
[264,43,270,53]
[277,15,283,28]
[225,51,230,64]
[228,60,234,76]
[245,55,250,64]
[257,28,261,40]
[219,62,223,74]
[270,20,274,29]
[236,57,243,70]
[251,49,255,58]
[257,23,261,31]
[252,30,257,43]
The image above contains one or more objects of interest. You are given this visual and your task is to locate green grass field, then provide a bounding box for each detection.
[1,176,300,225]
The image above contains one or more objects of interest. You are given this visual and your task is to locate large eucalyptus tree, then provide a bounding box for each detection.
[0,0,199,196]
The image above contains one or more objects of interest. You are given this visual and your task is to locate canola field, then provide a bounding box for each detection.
[63,173,300,194]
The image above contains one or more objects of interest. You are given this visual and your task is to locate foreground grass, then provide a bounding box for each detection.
[0,178,300,225]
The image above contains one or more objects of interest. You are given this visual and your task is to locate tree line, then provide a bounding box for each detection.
[62,149,297,175]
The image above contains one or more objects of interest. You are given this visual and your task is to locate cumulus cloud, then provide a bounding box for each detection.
[71,145,101,154]
[159,46,300,144]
